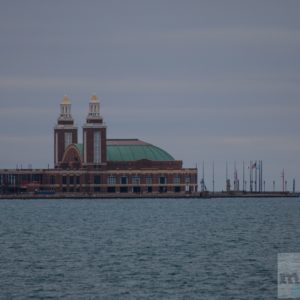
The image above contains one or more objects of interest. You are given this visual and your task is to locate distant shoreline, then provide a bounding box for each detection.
[0,191,298,200]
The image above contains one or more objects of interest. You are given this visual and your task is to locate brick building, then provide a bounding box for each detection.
[0,96,198,196]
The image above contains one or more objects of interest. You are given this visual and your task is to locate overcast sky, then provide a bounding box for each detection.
[0,0,299,191]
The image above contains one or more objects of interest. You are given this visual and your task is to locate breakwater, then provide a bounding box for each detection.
[0,191,298,200]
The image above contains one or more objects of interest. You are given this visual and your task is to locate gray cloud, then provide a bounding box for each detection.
[0,0,299,190]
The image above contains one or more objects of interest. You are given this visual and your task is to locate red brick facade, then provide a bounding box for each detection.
[82,126,107,165]
[54,128,78,166]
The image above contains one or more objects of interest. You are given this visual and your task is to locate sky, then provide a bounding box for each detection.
[0,0,299,191]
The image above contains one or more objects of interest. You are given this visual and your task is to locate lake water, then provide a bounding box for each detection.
[0,197,300,299]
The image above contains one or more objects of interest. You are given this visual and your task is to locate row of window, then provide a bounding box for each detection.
[56,175,192,185]
[61,176,80,185]
[61,186,182,193]
[0,174,42,185]
[105,175,190,185]
[0,174,193,186]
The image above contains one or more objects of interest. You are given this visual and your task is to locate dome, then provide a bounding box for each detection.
[107,139,175,161]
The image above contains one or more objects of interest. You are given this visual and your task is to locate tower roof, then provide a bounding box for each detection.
[62,95,70,104]
[86,94,103,123]
[90,95,98,102]
[57,95,74,124]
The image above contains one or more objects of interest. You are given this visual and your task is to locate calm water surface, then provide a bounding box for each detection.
[0,197,300,299]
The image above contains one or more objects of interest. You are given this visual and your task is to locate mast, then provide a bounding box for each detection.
[226,161,230,192]
[249,161,252,192]
[242,160,245,191]
[202,161,205,185]
[260,160,263,192]
[212,161,215,194]
[226,161,228,181]
[254,160,257,192]
[282,169,285,192]
[200,161,207,192]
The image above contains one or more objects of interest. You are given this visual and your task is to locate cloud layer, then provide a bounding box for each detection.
[0,1,299,190]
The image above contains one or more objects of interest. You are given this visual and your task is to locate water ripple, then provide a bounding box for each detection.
[0,198,300,299]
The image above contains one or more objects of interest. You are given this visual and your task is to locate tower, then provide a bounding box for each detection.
[82,95,107,166]
[54,96,78,167]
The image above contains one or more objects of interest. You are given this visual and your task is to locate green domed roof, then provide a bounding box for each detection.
[107,139,175,161]
[71,140,175,162]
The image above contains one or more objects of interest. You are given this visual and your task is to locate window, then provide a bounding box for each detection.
[94,131,101,163]
[120,176,128,185]
[120,187,128,193]
[32,174,41,182]
[62,176,67,185]
[76,176,80,185]
[133,186,141,193]
[94,175,101,184]
[146,176,152,185]
[65,132,72,149]
[94,187,101,193]
[174,186,181,193]
[50,176,55,185]
[107,186,116,193]
[69,176,74,185]
[159,176,167,185]
[185,176,190,184]
[173,175,180,185]
[107,175,116,185]
[147,186,152,193]
[159,186,167,193]
[132,176,140,185]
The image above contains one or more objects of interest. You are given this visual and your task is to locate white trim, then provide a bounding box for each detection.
[54,125,77,130]
[82,124,106,129]
[84,131,87,163]
[65,132,72,150]
[93,131,101,163]
[55,132,58,164]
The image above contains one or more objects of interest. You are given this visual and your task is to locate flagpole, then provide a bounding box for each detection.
[260,160,262,192]
[255,160,257,192]
[212,161,215,194]
[243,160,245,192]
[250,160,252,192]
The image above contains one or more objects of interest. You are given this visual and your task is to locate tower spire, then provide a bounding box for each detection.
[59,95,73,121]
[87,94,102,121]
